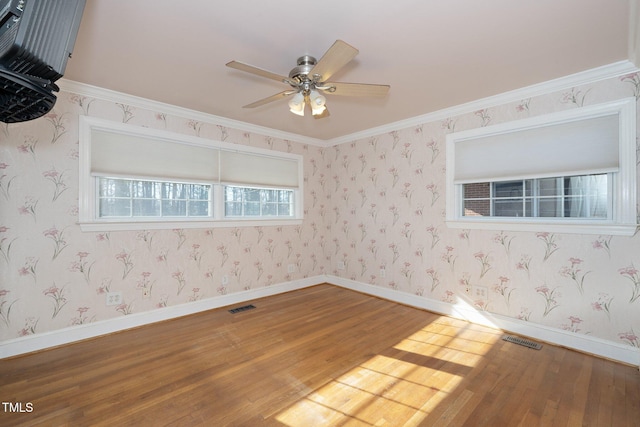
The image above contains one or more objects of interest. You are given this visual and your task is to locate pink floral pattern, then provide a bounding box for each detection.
[0,71,638,354]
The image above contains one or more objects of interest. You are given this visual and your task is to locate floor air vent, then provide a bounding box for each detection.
[228,304,256,314]
[502,335,542,350]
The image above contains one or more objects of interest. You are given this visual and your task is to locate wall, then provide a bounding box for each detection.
[1,72,639,361]
[330,73,640,350]
[0,91,330,343]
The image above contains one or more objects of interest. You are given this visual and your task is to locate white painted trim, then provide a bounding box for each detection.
[327,275,640,367]
[59,61,638,148]
[57,79,326,147]
[327,60,639,146]
[0,276,324,359]
[444,98,637,236]
[3,274,637,367]
[77,116,304,232]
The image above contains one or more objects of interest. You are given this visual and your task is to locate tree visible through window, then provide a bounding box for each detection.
[224,186,294,217]
[98,178,211,218]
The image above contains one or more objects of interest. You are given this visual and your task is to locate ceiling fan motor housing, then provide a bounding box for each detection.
[288,55,318,83]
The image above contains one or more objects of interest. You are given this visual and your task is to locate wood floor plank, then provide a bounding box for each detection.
[0,284,638,426]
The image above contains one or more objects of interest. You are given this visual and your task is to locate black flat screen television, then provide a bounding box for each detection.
[0,0,86,122]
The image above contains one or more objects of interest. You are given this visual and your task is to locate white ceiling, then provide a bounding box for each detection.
[63,0,636,141]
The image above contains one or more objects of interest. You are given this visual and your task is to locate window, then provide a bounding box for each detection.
[463,174,610,219]
[79,117,303,231]
[446,98,636,235]
[224,186,294,218]
[98,178,212,218]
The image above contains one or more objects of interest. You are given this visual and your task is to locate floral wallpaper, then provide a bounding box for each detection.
[0,93,330,341]
[1,71,639,353]
[329,72,640,349]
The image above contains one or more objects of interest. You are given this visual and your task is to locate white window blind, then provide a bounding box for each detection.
[91,130,220,182]
[453,114,620,184]
[79,116,304,231]
[219,150,299,188]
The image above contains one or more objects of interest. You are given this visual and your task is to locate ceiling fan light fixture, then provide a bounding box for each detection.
[288,92,305,116]
[309,89,327,116]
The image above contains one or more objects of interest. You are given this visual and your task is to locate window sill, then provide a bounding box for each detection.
[79,218,303,232]
[446,218,637,236]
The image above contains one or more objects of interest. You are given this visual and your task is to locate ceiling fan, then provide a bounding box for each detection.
[226,40,390,118]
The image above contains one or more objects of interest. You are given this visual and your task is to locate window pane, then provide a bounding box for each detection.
[244,201,260,216]
[523,179,533,197]
[461,173,609,221]
[189,201,209,216]
[262,203,277,216]
[189,185,210,200]
[133,199,160,216]
[278,190,291,203]
[262,189,277,203]
[99,177,211,219]
[225,201,243,216]
[537,178,560,197]
[245,188,261,202]
[494,181,523,198]
[463,199,490,216]
[493,199,523,217]
[100,178,130,197]
[225,186,243,202]
[100,198,131,217]
[132,181,160,199]
[278,203,292,216]
[539,198,562,217]
[223,186,295,218]
[163,199,187,216]
[464,182,490,199]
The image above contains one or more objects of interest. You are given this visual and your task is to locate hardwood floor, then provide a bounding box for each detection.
[1,284,638,426]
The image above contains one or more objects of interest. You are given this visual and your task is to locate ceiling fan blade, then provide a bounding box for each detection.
[322,82,390,97]
[243,91,294,108]
[226,60,291,84]
[309,40,359,82]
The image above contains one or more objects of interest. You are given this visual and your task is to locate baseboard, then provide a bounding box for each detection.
[4,274,638,367]
[327,275,640,367]
[0,275,324,359]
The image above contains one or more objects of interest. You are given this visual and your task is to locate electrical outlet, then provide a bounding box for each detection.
[337,261,345,270]
[380,268,386,278]
[106,291,122,306]
[472,285,488,300]
[222,275,229,285]
[287,264,296,273]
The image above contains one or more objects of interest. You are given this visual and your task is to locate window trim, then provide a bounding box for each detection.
[446,98,637,235]
[79,116,303,231]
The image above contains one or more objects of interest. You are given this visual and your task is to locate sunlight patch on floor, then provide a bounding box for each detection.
[393,318,501,369]
[276,354,463,426]
[276,314,502,426]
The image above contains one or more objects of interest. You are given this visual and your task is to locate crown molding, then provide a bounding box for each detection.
[56,79,327,147]
[326,60,640,146]
[59,60,638,148]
